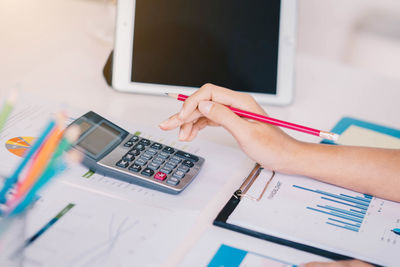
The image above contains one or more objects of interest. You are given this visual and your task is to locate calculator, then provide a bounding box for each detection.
[69,111,205,194]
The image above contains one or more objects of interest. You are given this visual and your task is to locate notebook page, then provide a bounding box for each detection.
[337,125,400,148]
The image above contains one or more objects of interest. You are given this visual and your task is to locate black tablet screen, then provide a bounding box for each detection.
[131,0,281,94]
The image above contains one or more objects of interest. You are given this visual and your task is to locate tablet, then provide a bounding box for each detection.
[112,0,297,105]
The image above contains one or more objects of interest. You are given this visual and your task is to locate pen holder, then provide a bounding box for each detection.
[0,212,26,267]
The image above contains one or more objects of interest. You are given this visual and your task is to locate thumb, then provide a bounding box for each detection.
[198,100,247,137]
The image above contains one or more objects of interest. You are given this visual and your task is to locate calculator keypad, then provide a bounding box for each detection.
[122,153,135,162]
[141,168,154,177]
[129,164,141,172]
[162,146,175,154]
[175,150,199,162]
[112,135,203,191]
[154,171,167,181]
[150,143,163,150]
[139,139,151,146]
[133,144,146,151]
[166,177,180,186]
[116,159,129,168]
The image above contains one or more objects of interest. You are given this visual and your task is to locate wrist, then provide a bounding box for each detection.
[272,138,307,174]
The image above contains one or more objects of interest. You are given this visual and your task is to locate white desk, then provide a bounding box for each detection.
[1,0,400,266]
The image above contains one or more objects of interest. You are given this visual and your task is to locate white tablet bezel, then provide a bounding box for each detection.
[112,0,297,105]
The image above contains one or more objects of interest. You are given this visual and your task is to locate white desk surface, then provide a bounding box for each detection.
[1,0,400,266]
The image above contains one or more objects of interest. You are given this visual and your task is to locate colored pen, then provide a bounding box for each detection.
[17,203,75,252]
[14,122,63,199]
[392,228,400,236]
[167,93,339,141]
[10,163,66,216]
[10,126,80,215]
[0,120,56,204]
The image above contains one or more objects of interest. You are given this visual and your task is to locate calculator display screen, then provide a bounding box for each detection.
[78,122,122,159]
[77,121,93,136]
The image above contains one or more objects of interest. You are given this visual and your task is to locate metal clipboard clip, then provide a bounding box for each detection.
[234,163,275,201]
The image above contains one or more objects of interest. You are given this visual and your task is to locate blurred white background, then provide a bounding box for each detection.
[298,0,400,80]
[2,0,400,82]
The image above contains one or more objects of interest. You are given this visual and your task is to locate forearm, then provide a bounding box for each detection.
[281,142,400,202]
[160,84,400,202]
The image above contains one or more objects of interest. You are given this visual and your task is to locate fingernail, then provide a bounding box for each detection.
[159,120,168,128]
[199,101,213,114]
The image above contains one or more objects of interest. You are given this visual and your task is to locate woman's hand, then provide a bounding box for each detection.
[159,83,300,172]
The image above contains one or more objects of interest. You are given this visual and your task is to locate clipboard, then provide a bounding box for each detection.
[213,116,400,266]
[213,163,356,263]
[321,117,400,146]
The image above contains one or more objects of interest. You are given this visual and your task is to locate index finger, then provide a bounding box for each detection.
[178,84,266,120]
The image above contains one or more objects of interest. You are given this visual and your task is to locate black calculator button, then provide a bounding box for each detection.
[177,165,190,173]
[152,159,164,165]
[128,149,140,156]
[150,143,163,150]
[171,156,182,163]
[124,141,134,148]
[162,165,174,173]
[153,156,165,162]
[166,177,180,186]
[130,136,139,142]
[146,148,157,155]
[133,144,145,151]
[147,162,160,171]
[168,159,181,165]
[162,146,175,154]
[139,139,151,146]
[173,170,185,179]
[116,160,129,168]
[141,168,154,177]
[135,158,147,166]
[122,154,135,162]
[141,153,153,160]
[182,160,194,168]
[165,163,176,170]
[160,167,172,174]
[158,152,170,159]
[175,151,199,162]
[129,164,141,172]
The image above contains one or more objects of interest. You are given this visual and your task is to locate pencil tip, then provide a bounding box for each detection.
[166,93,178,99]
[55,112,67,128]
[320,131,340,141]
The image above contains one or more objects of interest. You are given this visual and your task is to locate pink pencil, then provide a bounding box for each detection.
[167,93,339,141]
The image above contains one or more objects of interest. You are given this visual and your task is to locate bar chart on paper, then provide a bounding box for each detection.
[227,170,400,266]
[293,185,372,232]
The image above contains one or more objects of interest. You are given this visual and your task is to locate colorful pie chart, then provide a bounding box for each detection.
[5,136,36,157]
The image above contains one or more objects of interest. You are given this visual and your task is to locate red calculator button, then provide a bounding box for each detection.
[154,172,167,181]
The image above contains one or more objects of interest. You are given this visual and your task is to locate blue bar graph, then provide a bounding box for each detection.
[293,185,373,232]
